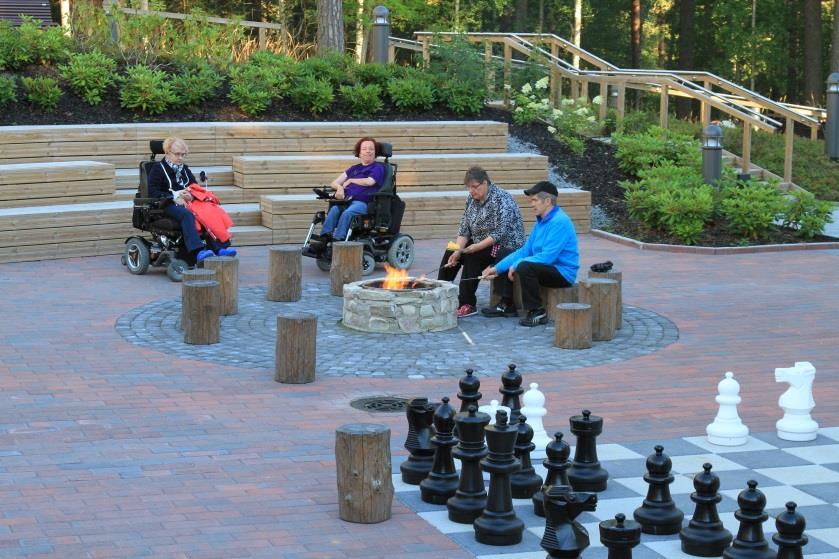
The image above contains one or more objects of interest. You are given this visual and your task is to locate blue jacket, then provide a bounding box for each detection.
[494,206,579,284]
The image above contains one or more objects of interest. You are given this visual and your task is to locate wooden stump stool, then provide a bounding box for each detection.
[335,423,394,524]
[555,303,592,349]
[589,269,622,329]
[274,312,316,384]
[267,246,302,302]
[182,279,220,345]
[330,241,363,296]
[180,269,216,330]
[579,278,618,341]
[543,284,578,322]
[488,278,524,315]
[203,256,238,315]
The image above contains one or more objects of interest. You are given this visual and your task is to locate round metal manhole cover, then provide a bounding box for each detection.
[350,396,409,413]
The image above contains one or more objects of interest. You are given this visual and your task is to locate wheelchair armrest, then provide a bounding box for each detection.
[313,186,334,199]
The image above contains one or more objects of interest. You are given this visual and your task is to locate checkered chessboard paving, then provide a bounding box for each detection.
[393,426,839,559]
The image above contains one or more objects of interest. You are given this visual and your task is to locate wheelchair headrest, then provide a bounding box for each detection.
[149,140,165,156]
[378,142,392,158]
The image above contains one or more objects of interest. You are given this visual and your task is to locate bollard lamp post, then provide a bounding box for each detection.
[367,6,390,64]
[702,123,723,185]
[826,73,839,161]
[607,85,619,109]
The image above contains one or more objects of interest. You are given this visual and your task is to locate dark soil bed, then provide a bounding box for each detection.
[3,90,835,247]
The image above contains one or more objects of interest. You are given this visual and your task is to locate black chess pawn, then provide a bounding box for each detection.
[499,363,524,424]
[511,416,543,499]
[600,513,642,559]
[541,485,598,559]
[633,445,684,535]
[474,410,525,546]
[400,396,436,484]
[723,480,775,559]
[680,463,733,556]
[567,409,609,492]
[534,432,572,517]
[420,397,460,504]
[773,502,807,559]
[447,405,491,524]
[457,368,482,412]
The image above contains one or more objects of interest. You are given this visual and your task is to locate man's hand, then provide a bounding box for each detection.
[482,266,497,280]
[507,268,516,281]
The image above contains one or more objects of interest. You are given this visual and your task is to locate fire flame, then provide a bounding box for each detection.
[382,264,411,290]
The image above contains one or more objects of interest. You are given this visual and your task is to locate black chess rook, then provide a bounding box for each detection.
[447,405,490,524]
[633,445,684,535]
[540,485,598,559]
[511,416,543,499]
[723,480,775,559]
[400,397,436,484]
[680,463,733,556]
[567,409,609,492]
[420,397,460,504]
[772,502,808,559]
[600,513,642,559]
[499,363,524,424]
[534,432,572,517]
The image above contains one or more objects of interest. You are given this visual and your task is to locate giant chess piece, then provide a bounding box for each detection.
[447,405,490,524]
[511,416,543,499]
[522,382,550,452]
[499,363,524,424]
[633,445,684,535]
[540,485,598,559]
[706,372,749,446]
[534,432,572,517]
[600,513,642,559]
[775,362,819,441]
[457,368,482,412]
[400,396,436,484]
[773,502,808,559]
[474,410,525,546]
[680,462,732,556]
[723,480,775,559]
[478,399,511,425]
[421,397,460,504]
[567,409,609,492]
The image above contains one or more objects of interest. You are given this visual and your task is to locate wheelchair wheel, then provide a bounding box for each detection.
[386,234,415,269]
[166,258,188,282]
[124,238,150,275]
[315,258,331,272]
[362,252,376,276]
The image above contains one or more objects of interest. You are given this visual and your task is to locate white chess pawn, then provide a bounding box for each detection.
[706,372,749,446]
[478,399,511,425]
[521,382,550,452]
[775,361,819,441]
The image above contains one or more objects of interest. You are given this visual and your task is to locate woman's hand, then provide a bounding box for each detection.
[446,250,461,268]
[334,187,345,200]
[482,266,497,280]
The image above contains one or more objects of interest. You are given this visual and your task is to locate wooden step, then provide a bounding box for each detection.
[113,185,245,204]
[0,160,116,208]
[114,165,234,189]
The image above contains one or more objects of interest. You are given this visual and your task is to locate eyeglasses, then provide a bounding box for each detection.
[170,152,188,158]
[466,181,486,191]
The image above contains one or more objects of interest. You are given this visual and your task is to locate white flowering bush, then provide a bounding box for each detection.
[511,76,551,125]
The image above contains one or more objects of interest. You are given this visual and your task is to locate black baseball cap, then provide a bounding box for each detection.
[523,181,558,197]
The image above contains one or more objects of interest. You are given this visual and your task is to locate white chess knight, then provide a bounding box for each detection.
[706,372,749,446]
[775,361,819,441]
[521,383,550,452]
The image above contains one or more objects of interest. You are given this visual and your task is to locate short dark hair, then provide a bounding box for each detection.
[353,137,379,157]
[464,166,490,185]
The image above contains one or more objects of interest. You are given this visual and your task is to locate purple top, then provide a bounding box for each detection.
[343,162,385,203]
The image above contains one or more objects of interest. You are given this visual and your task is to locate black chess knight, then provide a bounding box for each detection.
[540,485,598,559]
[400,397,436,484]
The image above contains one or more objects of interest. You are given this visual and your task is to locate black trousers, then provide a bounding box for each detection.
[437,244,513,307]
[496,260,572,311]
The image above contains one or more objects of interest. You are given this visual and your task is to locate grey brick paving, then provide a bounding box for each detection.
[116,282,678,377]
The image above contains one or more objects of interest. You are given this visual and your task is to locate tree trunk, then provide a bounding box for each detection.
[832,0,839,72]
[675,0,696,119]
[630,0,641,69]
[572,0,582,68]
[803,0,823,105]
[354,0,364,62]
[788,0,801,102]
[317,0,344,55]
[514,0,528,31]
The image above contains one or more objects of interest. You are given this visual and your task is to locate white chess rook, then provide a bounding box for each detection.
[706,372,749,446]
[521,382,550,453]
[775,361,819,441]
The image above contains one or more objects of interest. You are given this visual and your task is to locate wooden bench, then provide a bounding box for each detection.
[0,161,116,208]
[0,121,509,168]
[261,188,592,244]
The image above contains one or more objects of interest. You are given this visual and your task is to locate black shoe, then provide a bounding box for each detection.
[481,301,518,317]
[590,260,613,273]
[519,308,548,327]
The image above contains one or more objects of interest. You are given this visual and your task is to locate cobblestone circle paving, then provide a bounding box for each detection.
[116,283,679,377]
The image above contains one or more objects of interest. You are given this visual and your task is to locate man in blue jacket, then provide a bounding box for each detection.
[481,180,580,327]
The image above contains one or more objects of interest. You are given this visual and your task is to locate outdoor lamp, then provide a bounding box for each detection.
[373,5,389,24]
[368,6,391,64]
[826,73,839,160]
[702,124,723,149]
[702,123,723,184]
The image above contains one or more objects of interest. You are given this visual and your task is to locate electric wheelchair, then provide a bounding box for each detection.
[301,142,415,275]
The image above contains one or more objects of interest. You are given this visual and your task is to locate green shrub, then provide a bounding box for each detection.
[228,81,272,115]
[339,83,382,118]
[0,74,16,106]
[0,20,32,70]
[387,77,434,111]
[437,80,485,115]
[782,189,835,239]
[719,180,785,240]
[350,63,396,87]
[20,76,61,110]
[172,11,245,70]
[33,23,71,65]
[298,52,353,85]
[289,75,333,114]
[118,64,174,114]
[613,126,701,176]
[60,51,117,105]
[427,37,488,116]
[170,63,223,109]
[608,109,656,135]
[227,60,291,115]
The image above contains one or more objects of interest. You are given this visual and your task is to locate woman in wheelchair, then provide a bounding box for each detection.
[310,137,385,248]
[146,137,236,265]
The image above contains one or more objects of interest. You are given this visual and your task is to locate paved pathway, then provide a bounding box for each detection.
[1,235,838,558]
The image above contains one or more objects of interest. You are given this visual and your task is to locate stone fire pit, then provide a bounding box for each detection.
[342,278,458,334]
